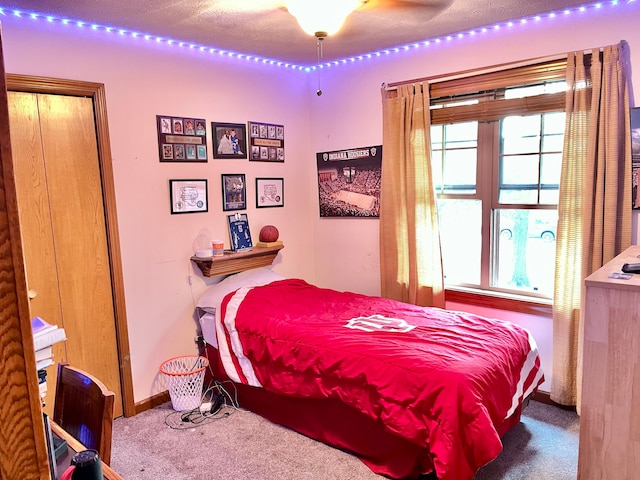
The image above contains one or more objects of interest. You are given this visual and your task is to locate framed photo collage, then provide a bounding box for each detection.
[157,115,285,249]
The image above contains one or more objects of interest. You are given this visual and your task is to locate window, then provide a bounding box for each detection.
[429,63,567,300]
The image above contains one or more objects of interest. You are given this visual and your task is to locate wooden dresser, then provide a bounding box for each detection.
[578,245,640,479]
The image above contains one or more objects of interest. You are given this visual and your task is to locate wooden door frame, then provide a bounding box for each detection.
[6,74,135,418]
[0,42,51,480]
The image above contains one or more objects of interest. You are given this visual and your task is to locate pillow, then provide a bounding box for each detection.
[196,267,285,314]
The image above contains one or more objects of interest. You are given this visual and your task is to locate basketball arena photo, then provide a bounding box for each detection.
[316,145,382,218]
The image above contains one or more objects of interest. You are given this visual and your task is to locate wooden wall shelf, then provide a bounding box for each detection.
[190,244,284,277]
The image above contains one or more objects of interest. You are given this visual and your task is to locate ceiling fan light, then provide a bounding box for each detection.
[287,0,364,37]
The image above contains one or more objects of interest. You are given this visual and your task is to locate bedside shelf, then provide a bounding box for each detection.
[190,244,284,277]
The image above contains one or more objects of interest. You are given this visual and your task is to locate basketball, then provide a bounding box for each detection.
[259,225,279,243]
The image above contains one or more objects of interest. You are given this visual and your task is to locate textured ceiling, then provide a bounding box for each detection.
[1,0,593,65]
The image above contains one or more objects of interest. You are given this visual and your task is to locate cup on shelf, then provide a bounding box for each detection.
[212,240,224,257]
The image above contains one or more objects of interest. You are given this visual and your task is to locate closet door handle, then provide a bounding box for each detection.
[27,289,37,299]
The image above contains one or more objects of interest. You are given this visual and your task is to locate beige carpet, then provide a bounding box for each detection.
[110,399,579,479]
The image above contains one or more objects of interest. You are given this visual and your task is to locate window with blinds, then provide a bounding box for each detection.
[424,57,573,300]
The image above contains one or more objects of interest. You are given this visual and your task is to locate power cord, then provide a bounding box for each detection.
[163,378,242,430]
[164,401,231,430]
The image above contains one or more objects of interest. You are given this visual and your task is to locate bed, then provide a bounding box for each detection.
[196,267,544,480]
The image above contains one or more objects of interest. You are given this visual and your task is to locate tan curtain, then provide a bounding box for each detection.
[379,83,444,308]
[552,41,632,406]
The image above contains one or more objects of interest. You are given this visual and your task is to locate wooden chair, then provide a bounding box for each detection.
[53,362,115,465]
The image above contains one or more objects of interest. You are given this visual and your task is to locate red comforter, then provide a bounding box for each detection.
[216,279,543,480]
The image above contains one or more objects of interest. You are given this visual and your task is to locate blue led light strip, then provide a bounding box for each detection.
[310,0,634,71]
[0,0,634,72]
[0,6,304,70]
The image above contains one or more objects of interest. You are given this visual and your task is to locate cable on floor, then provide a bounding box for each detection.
[163,378,244,429]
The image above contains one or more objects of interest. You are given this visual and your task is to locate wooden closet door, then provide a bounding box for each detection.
[9,91,123,417]
[7,92,62,335]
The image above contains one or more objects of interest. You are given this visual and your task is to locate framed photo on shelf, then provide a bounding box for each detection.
[169,179,208,214]
[227,212,253,251]
[212,122,247,159]
[256,177,284,208]
[221,173,246,211]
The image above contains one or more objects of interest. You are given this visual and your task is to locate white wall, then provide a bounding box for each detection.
[2,2,639,402]
[0,16,319,402]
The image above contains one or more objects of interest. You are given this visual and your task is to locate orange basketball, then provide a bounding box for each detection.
[259,225,279,243]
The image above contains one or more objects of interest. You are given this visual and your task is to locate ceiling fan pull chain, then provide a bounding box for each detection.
[316,34,325,96]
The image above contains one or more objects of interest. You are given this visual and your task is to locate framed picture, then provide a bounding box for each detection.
[169,179,208,214]
[227,212,253,251]
[316,145,382,217]
[221,173,246,211]
[248,121,284,162]
[157,115,207,163]
[212,122,247,159]
[256,177,284,208]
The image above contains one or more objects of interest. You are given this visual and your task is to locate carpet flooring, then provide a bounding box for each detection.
[110,399,579,479]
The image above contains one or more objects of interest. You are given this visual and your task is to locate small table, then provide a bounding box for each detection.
[51,420,123,480]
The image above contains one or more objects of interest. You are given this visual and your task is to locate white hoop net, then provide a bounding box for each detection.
[160,355,209,411]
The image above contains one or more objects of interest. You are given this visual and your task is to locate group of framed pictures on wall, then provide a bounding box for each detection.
[169,175,284,214]
[158,115,285,215]
[157,116,285,164]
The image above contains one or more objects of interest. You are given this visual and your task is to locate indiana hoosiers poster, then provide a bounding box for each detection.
[316,145,382,217]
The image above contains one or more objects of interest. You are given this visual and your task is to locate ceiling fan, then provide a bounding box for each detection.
[209,0,447,95]
[211,0,449,37]
[211,0,439,13]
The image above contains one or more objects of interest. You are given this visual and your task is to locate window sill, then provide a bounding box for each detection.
[445,287,552,317]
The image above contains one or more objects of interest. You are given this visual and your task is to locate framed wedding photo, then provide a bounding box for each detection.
[212,122,247,159]
[256,177,284,208]
[221,173,247,211]
[169,179,208,214]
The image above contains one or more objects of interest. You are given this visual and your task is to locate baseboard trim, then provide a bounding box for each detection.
[135,390,170,415]
[532,390,577,412]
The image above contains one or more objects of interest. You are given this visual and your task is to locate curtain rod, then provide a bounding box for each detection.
[383,41,627,91]
[382,51,571,91]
